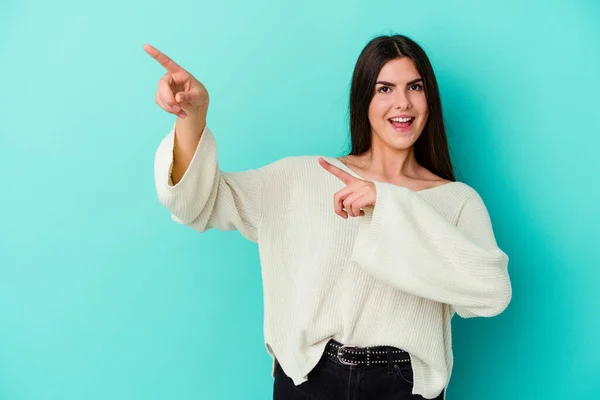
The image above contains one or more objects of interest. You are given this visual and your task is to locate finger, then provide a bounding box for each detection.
[175,90,203,106]
[158,78,181,113]
[318,157,356,185]
[338,208,348,219]
[143,44,187,75]
[155,96,173,114]
[343,190,365,217]
[351,195,370,217]
[343,186,371,217]
[351,197,365,217]
[334,187,353,218]
[155,93,169,112]
[156,95,186,118]
[157,93,181,115]
[352,196,373,216]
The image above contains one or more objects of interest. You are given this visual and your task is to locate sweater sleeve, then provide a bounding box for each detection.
[153,124,262,242]
[350,181,512,318]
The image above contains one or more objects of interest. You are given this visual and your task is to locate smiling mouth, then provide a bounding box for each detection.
[388,117,415,130]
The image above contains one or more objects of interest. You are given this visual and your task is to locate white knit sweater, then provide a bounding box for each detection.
[154,125,512,399]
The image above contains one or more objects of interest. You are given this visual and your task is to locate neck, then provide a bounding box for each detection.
[359,138,420,181]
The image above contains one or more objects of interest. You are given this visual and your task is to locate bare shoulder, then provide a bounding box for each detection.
[419,168,454,189]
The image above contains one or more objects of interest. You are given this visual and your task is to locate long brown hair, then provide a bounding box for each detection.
[347,34,455,182]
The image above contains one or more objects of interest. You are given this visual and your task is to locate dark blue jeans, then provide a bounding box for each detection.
[273,351,445,400]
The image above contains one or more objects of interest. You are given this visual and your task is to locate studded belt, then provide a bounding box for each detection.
[324,339,410,367]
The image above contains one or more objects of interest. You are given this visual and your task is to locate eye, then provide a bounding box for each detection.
[377,86,391,93]
[409,84,424,91]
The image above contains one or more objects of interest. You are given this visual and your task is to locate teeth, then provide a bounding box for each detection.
[390,117,413,122]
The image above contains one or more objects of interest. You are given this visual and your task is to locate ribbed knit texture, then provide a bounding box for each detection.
[154,125,512,399]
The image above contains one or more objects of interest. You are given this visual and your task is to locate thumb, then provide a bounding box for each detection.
[175,90,204,108]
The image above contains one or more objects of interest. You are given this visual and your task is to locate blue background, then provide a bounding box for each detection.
[1,0,599,398]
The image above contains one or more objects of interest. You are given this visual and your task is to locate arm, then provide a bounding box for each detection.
[170,110,208,185]
[350,181,512,318]
[154,124,262,242]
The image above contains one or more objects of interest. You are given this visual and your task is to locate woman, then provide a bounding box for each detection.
[146,34,512,400]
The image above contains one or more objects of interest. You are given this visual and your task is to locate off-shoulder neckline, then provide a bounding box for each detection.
[328,157,461,194]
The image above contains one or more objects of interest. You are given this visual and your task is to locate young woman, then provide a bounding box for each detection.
[146,34,512,400]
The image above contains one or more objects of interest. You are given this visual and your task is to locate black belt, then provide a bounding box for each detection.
[324,339,410,367]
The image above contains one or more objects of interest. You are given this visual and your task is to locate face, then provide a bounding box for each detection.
[368,57,428,151]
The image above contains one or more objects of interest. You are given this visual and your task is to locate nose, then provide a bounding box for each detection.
[394,91,412,110]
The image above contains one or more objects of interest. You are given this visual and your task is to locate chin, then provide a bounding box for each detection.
[390,140,417,151]
[387,129,420,145]
[372,123,424,149]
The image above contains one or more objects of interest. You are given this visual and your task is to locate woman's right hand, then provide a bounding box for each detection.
[143,44,209,120]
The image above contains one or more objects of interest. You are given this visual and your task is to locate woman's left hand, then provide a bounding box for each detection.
[318,157,376,219]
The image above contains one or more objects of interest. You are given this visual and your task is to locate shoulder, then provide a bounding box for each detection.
[416,181,498,229]
[253,155,327,182]
[454,182,488,203]
[420,180,489,211]
[445,181,479,196]
[257,155,324,172]
[445,182,494,219]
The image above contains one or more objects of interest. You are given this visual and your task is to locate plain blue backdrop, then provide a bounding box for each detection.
[1,0,599,399]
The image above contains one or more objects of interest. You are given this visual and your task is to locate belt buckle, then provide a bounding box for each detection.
[337,344,359,366]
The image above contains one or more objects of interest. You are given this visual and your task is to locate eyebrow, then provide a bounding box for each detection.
[376,78,423,86]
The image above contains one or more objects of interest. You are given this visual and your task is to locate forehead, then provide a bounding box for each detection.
[376,57,421,83]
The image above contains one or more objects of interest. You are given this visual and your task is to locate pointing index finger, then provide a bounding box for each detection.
[318,157,356,185]
[143,44,186,75]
